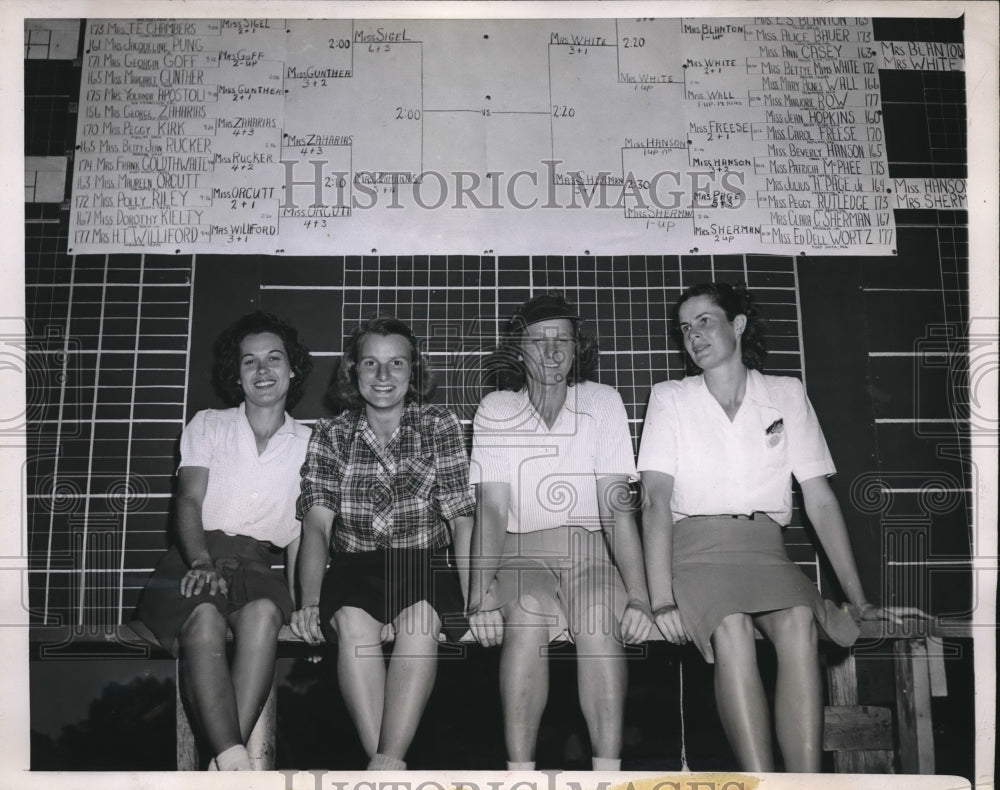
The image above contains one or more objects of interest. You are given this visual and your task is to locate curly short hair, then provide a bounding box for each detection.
[213,311,313,408]
[487,293,600,391]
[673,281,767,374]
[332,315,437,410]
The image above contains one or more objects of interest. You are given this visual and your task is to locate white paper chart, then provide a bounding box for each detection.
[69,17,896,256]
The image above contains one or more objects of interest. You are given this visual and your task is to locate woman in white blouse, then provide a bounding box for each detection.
[638,282,915,772]
[135,312,313,770]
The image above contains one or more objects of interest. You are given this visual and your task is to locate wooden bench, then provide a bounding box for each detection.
[30,618,970,772]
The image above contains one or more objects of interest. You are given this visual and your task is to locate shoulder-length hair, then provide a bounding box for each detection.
[673,281,767,374]
[332,315,437,410]
[213,311,313,408]
[486,293,600,391]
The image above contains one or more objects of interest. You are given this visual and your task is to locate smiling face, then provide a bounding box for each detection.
[677,295,746,372]
[355,333,412,414]
[238,332,292,408]
[520,318,576,386]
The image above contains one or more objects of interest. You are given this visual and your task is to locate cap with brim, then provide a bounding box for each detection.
[514,295,579,328]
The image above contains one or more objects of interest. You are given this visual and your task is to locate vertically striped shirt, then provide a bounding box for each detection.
[470,381,638,533]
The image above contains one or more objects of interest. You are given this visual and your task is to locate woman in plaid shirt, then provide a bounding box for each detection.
[291,316,474,771]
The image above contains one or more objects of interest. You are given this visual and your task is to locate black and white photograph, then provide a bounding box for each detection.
[3,2,996,789]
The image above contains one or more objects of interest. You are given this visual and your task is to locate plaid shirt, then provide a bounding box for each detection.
[297,402,475,551]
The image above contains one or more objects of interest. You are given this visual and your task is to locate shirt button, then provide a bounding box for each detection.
[251,492,259,499]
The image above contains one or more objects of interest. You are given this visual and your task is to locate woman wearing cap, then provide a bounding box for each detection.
[135,311,313,771]
[638,282,916,772]
[291,316,474,771]
[468,293,652,771]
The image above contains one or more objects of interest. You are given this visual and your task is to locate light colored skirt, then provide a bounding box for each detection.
[480,526,628,643]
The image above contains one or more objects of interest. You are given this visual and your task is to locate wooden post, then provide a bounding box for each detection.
[893,637,935,773]
[176,665,199,770]
[248,682,277,770]
[825,649,895,772]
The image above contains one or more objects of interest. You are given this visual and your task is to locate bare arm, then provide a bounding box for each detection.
[174,466,227,597]
[639,470,687,643]
[289,505,334,644]
[448,514,474,609]
[799,476,868,605]
[800,476,926,624]
[175,466,210,566]
[467,482,510,646]
[284,535,301,608]
[597,475,652,644]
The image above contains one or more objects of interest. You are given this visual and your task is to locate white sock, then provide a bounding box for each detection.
[592,757,621,771]
[507,761,535,770]
[215,744,251,771]
[367,752,407,770]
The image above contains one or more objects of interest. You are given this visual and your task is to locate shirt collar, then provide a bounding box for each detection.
[744,369,771,407]
[690,369,775,417]
[355,401,422,452]
[518,384,581,430]
[235,401,296,434]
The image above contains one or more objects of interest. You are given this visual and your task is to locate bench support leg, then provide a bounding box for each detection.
[894,637,935,773]
[825,649,895,772]
[248,679,277,770]
[176,664,198,770]
[174,663,277,771]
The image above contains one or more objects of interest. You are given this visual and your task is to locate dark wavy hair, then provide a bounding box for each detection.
[487,293,600,391]
[673,282,767,374]
[332,315,437,410]
[212,311,313,408]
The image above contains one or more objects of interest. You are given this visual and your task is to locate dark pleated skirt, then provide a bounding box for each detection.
[134,530,292,656]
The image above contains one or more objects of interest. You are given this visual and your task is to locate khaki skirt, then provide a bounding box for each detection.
[479,526,628,643]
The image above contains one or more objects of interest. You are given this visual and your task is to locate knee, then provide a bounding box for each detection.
[773,606,818,651]
[712,613,757,661]
[507,591,558,626]
[180,603,227,644]
[332,607,379,645]
[238,598,283,633]
[395,600,440,638]
[715,612,755,642]
[571,600,618,640]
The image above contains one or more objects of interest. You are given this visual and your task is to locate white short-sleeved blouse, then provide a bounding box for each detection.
[179,404,311,547]
[636,370,835,526]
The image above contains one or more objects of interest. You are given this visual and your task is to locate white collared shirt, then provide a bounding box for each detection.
[636,370,835,526]
[470,381,637,533]
[179,404,312,547]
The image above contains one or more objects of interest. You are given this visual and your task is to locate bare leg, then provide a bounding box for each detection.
[500,592,558,763]
[333,606,387,758]
[754,606,822,772]
[177,603,242,756]
[573,603,626,760]
[710,612,774,771]
[227,599,283,742]
[376,601,442,760]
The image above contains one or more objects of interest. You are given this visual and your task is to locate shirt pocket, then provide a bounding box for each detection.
[760,414,787,470]
[398,454,436,501]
